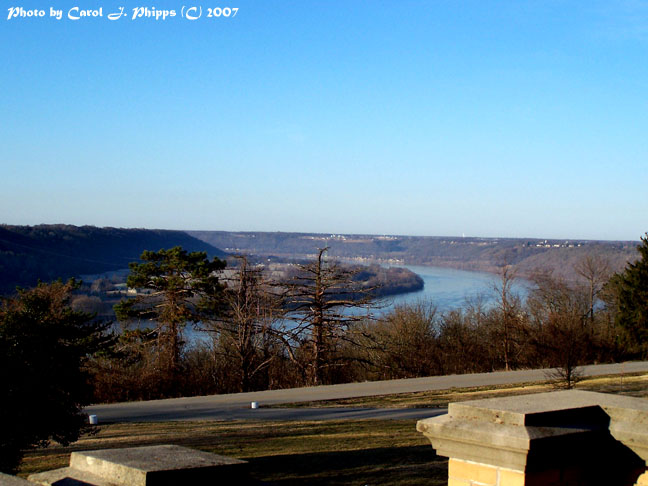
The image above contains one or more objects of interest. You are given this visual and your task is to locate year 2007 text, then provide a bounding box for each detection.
[207,7,238,17]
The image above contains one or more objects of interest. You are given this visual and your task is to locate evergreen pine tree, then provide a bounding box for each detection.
[608,234,648,354]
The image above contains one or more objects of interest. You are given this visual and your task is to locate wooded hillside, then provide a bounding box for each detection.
[0,225,226,294]
[190,231,638,280]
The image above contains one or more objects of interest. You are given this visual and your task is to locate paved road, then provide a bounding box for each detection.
[86,361,648,423]
[88,406,444,423]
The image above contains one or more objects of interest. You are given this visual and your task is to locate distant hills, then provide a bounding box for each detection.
[0,225,226,294]
[189,231,640,281]
[0,225,640,296]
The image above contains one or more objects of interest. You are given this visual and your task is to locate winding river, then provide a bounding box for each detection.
[381,264,529,313]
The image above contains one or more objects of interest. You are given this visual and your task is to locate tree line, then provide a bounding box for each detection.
[2,235,648,473]
[92,239,646,401]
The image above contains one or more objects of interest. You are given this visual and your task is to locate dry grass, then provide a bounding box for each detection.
[19,420,447,485]
[577,372,648,397]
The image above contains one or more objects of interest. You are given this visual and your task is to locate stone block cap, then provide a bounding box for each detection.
[449,389,648,427]
[72,444,245,471]
[69,445,247,486]
[0,472,36,486]
[417,390,648,471]
[28,445,249,486]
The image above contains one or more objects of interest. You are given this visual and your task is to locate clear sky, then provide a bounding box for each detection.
[1,1,646,241]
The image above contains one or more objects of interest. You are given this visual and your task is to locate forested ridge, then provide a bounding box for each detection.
[190,230,638,280]
[2,225,636,297]
[0,225,226,294]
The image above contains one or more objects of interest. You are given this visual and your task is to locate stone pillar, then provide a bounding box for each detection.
[417,390,648,486]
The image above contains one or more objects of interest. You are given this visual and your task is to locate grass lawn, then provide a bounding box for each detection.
[19,420,447,485]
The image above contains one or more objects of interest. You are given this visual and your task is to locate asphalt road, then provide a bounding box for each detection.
[87,406,445,423]
[86,361,648,423]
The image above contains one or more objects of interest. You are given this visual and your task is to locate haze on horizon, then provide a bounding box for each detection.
[1,1,646,242]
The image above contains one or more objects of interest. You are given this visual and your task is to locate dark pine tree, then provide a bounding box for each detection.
[607,234,648,355]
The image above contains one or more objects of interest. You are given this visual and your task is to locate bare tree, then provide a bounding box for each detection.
[282,248,377,386]
[527,272,591,388]
[439,295,492,374]
[203,256,283,392]
[574,254,611,324]
[490,265,526,371]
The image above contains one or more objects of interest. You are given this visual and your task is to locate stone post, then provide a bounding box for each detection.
[417,390,648,486]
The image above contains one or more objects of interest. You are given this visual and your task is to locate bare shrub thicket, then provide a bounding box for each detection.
[355,302,441,380]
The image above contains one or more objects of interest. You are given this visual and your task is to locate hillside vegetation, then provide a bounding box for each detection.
[190,231,638,280]
[0,225,225,294]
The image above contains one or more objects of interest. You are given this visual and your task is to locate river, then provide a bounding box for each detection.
[380,264,529,313]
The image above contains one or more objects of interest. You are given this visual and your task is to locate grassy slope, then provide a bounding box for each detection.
[19,420,446,485]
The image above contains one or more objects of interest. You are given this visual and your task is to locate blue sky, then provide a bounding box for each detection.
[1,1,647,240]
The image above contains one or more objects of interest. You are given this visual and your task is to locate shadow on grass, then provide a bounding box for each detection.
[21,421,447,485]
[24,443,448,485]
[247,445,447,486]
